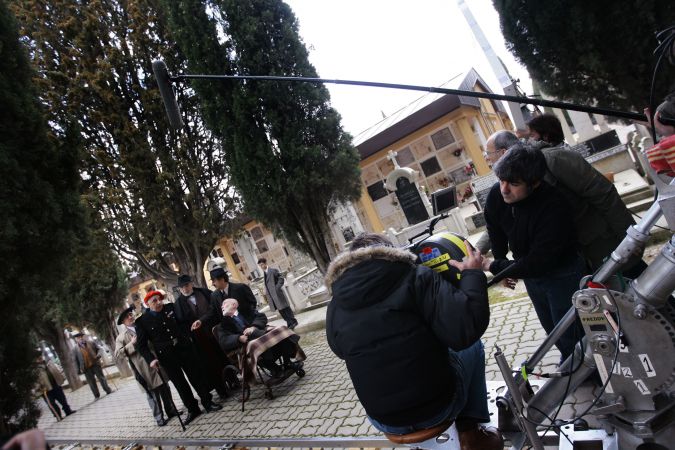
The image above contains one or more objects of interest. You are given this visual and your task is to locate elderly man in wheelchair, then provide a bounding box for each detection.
[216,298,303,380]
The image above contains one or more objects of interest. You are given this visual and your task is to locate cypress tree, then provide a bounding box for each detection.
[494,0,675,113]
[11,0,240,286]
[0,1,81,433]
[160,0,362,272]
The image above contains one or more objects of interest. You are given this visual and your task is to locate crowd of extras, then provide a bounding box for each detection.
[25,98,675,450]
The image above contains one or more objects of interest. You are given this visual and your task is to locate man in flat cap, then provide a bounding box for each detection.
[136,290,221,425]
[72,332,112,400]
[115,305,178,427]
[174,274,233,398]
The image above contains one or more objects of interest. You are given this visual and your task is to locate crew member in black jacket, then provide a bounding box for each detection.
[483,142,585,361]
[136,290,222,426]
[325,233,502,450]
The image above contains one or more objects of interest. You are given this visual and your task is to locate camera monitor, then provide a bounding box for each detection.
[431,185,457,215]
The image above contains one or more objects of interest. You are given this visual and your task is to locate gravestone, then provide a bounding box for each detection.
[395,177,429,225]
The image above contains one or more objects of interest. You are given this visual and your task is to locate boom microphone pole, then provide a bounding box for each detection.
[152,60,184,129]
[152,59,647,129]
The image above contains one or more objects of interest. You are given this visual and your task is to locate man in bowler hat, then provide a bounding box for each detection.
[174,274,233,397]
[136,290,221,425]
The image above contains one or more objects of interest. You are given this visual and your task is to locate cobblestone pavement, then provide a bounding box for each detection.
[39,297,597,443]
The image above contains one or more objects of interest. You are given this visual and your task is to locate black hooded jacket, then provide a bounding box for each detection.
[325,246,489,427]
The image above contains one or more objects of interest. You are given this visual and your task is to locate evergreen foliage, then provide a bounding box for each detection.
[11,0,241,286]
[0,2,81,433]
[494,0,675,113]
[160,0,362,272]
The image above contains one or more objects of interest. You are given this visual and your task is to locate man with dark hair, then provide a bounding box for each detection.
[174,274,230,398]
[483,143,584,361]
[526,113,565,145]
[210,267,258,316]
[325,233,502,449]
[526,114,638,273]
[258,258,298,329]
[136,290,222,426]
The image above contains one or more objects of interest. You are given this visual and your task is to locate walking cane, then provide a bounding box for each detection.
[154,364,186,432]
[125,348,186,432]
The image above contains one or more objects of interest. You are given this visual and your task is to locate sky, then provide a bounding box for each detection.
[283,0,532,143]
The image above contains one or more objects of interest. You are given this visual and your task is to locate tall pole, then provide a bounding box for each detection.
[457,0,527,131]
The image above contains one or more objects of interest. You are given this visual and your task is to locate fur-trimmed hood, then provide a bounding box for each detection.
[324,245,417,291]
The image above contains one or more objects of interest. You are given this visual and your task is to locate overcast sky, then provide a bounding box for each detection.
[283,0,532,142]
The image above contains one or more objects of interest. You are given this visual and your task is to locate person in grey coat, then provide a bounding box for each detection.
[258,258,298,329]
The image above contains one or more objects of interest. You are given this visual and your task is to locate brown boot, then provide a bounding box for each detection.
[458,425,503,450]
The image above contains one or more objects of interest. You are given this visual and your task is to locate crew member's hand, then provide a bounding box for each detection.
[502,277,517,289]
[2,429,46,450]
[130,336,137,345]
[243,326,256,336]
[448,240,484,272]
[191,319,202,330]
[150,359,160,370]
[238,335,249,344]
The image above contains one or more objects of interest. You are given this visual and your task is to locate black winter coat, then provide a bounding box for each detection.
[484,181,579,280]
[175,287,220,333]
[325,246,489,427]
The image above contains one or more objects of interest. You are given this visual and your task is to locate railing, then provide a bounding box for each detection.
[48,436,397,449]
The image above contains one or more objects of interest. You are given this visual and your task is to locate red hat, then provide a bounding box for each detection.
[143,290,166,305]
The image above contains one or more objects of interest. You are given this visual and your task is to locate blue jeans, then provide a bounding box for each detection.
[369,340,490,434]
[523,257,585,362]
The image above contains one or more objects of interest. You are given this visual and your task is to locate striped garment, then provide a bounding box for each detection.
[241,326,305,384]
[645,134,675,177]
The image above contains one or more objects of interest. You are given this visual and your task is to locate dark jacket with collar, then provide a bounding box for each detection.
[540,144,634,268]
[136,303,192,364]
[325,245,489,427]
[175,287,219,332]
[484,180,579,279]
[212,282,258,317]
[217,308,268,353]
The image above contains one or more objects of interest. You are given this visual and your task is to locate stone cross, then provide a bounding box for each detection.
[387,150,401,169]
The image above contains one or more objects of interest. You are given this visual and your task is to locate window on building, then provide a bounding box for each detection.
[255,238,269,253]
[367,180,389,201]
[250,226,264,241]
[430,127,455,150]
[420,156,442,177]
[231,252,240,264]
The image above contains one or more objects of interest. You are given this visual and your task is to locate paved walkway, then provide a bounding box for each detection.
[40,297,583,444]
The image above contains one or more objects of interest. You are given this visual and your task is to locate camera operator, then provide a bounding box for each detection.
[325,233,502,450]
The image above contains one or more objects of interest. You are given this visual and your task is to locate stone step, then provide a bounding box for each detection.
[621,185,654,205]
[627,196,655,214]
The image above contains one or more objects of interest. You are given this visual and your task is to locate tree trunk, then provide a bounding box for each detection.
[54,326,82,390]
